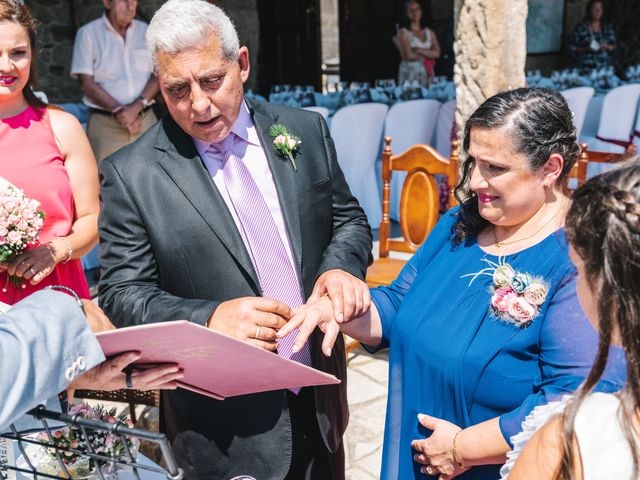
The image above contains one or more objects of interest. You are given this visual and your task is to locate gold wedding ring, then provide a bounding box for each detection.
[255,325,261,339]
[29,267,37,275]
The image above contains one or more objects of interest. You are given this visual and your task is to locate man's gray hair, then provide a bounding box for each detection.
[146,0,240,67]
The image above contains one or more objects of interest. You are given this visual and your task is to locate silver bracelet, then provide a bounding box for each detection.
[44,285,84,314]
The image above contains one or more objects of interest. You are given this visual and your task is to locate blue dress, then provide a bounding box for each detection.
[370,210,626,479]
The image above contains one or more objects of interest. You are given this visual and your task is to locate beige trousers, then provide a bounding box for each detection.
[87,108,157,162]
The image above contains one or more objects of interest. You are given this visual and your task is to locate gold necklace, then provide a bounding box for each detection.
[492,208,563,248]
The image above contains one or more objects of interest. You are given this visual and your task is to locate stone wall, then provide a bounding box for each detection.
[321,0,339,65]
[26,0,259,103]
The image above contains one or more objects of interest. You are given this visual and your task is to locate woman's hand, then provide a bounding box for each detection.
[71,352,184,391]
[277,295,341,357]
[5,239,68,285]
[412,414,467,478]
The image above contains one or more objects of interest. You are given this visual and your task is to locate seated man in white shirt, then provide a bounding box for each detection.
[70,0,159,161]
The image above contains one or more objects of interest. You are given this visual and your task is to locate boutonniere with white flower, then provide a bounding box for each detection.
[462,258,549,327]
[269,124,301,171]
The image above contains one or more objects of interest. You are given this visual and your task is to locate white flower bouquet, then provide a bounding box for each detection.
[0,179,45,290]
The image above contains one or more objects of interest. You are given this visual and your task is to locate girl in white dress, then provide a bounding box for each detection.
[506,158,640,479]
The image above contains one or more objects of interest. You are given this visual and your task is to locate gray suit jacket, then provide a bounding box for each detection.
[0,290,105,432]
[98,99,372,479]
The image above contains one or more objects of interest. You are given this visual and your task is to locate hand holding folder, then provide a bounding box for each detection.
[96,320,339,399]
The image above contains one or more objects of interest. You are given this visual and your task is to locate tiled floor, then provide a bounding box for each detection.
[344,348,389,480]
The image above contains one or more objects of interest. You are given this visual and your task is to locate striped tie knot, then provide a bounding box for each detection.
[209,133,235,155]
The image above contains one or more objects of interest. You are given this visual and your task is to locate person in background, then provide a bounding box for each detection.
[282,88,627,479]
[396,0,441,87]
[0,0,97,304]
[70,0,159,162]
[507,159,640,479]
[569,0,616,72]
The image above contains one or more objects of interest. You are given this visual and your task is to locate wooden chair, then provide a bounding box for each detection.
[365,137,459,288]
[566,143,634,191]
[345,138,458,355]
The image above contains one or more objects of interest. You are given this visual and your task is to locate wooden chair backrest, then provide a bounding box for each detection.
[567,143,631,190]
[379,136,459,257]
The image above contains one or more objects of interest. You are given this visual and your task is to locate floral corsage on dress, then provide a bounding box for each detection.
[464,258,550,327]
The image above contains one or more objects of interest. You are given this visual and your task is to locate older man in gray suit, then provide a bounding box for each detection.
[98,1,372,478]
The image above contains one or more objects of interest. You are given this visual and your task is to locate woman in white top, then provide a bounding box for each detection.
[508,158,640,479]
[397,1,440,87]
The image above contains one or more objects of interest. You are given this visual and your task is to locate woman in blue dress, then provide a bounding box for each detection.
[279,89,625,480]
[284,87,626,479]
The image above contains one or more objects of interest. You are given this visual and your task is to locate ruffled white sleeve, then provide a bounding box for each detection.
[499,395,572,479]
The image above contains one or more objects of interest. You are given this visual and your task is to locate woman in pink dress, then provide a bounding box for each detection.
[0,0,98,303]
[0,1,185,396]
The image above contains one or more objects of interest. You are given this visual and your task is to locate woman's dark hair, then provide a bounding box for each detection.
[555,158,640,480]
[584,0,603,22]
[452,87,580,244]
[400,0,427,30]
[0,0,46,110]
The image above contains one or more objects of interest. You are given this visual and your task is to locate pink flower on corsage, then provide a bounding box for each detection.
[491,286,517,312]
[463,258,550,328]
[508,297,537,325]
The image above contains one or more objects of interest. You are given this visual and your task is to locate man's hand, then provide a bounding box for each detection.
[71,351,183,391]
[126,117,142,135]
[277,296,339,357]
[207,297,292,351]
[82,299,116,333]
[114,101,142,128]
[310,269,370,323]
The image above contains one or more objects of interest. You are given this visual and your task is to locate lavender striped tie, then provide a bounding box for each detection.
[211,134,312,392]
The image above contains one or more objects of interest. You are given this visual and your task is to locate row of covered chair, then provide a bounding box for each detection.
[327,99,456,227]
[562,84,640,160]
[324,83,640,229]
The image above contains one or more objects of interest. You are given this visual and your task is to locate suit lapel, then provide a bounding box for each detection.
[248,100,304,271]
[154,116,260,292]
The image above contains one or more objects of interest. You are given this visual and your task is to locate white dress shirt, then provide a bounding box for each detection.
[70,15,152,108]
[192,102,298,274]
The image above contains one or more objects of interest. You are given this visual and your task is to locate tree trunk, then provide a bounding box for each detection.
[453,0,528,138]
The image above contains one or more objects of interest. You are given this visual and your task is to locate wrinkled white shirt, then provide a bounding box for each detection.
[71,15,152,108]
